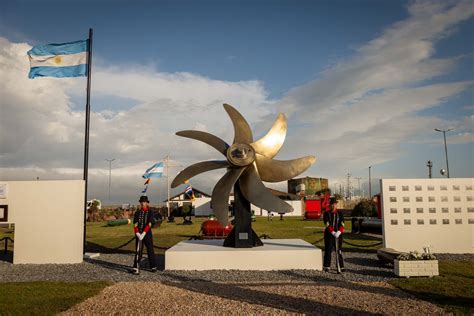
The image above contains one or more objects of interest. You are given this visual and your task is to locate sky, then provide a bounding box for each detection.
[0,0,473,204]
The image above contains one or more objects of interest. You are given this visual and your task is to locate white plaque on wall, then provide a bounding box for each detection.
[0,184,8,199]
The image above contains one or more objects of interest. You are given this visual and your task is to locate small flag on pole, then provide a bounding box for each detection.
[184,185,195,201]
[27,40,88,79]
[142,162,164,179]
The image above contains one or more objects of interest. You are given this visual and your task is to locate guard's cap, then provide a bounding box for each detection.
[139,195,150,203]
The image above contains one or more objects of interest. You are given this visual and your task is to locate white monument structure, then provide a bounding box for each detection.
[381,178,474,253]
[0,180,84,264]
[166,239,322,270]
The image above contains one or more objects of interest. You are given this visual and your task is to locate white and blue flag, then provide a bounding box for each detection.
[27,40,88,79]
[184,185,195,200]
[142,162,164,179]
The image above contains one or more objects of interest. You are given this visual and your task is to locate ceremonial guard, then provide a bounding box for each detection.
[131,195,157,274]
[323,197,345,272]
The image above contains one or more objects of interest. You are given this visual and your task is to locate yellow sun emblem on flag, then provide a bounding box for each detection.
[53,56,62,65]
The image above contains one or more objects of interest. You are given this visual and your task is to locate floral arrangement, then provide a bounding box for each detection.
[397,250,437,261]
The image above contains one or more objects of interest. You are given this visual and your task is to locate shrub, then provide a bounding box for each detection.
[397,251,437,261]
[351,199,378,217]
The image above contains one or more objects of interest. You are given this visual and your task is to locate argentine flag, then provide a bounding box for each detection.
[142,162,164,179]
[27,40,88,79]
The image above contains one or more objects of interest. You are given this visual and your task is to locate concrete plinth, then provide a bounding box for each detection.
[165,239,322,271]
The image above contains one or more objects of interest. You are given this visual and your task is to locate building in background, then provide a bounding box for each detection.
[166,187,304,217]
[288,177,329,220]
[166,187,212,217]
[288,177,329,198]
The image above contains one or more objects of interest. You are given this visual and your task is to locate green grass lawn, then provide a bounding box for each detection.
[83,216,383,255]
[0,281,110,315]
[390,261,474,315]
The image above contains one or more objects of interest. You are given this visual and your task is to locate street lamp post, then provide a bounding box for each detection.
[434,128,452,178]
[355,177,362,199]
[346,173,352,200]
[368,166,372,199]
[105,158,116,203]
[426,160,433,179]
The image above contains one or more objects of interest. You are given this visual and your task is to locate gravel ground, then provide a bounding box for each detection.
[61,281,445,315]
[0,252,396,283]
[2,251,472,284]
[2,251,465,314]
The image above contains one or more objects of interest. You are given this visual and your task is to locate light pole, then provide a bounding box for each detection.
[368,166,372,198]
[426,160,433,178]
[105,158,116,203]
[346,173,352,200]
[434,128,452,178]
[355,177,362,199]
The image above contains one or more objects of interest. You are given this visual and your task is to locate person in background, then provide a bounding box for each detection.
[323,197,345,272]
[131,195,157,274]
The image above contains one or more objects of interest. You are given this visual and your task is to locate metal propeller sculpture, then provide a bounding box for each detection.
[172,104,315,247]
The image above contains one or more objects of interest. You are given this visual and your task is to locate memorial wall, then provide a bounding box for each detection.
[381,178,474,253]
[0,180,85,264]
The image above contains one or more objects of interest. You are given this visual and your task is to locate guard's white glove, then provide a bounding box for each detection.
[135,232,141,239]
[335,231,342,238]
[331,231,336,237]
[139,232,146,240]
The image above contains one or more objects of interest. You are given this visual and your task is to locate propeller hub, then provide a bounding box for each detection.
[227,143,255,167]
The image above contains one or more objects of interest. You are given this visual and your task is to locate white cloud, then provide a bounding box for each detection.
[274,0,474,178]
[0,36,273,203]
[278,0,474,119]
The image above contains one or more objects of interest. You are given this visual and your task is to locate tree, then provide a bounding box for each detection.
[352,199,377,217]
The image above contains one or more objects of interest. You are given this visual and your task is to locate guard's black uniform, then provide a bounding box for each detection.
[133,208,157,269]
[323,210,345,269]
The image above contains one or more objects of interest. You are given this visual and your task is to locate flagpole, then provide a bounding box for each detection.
[83,28,93,255]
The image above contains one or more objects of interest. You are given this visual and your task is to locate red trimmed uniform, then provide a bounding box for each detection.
[133,207,157,269]
[323,209,345,270]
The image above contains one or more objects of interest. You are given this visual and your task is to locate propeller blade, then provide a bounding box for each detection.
[255,153,316,182]
[250,113,287,158]
[239,164,293,213]
[223,103,253,144]
[171,160,230,188]
[211,167,245,225]
[176,130,230,156]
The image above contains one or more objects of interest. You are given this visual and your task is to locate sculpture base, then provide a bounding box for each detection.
[223,183,263,248]
[223,227,263,248]
[165,239,322,271]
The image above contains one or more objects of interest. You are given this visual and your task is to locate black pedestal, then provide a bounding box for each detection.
[223,183,263,248]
